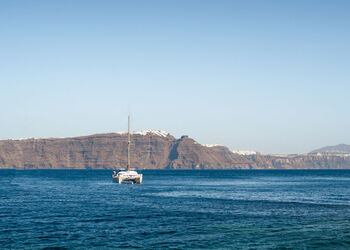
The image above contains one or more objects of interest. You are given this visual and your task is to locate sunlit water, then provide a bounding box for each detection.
[1,170,350,249]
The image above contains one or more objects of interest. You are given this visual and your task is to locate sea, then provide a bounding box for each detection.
[1,169,350,249]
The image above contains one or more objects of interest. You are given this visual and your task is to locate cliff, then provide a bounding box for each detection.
[0,132,349,169]
[310,144,350,155]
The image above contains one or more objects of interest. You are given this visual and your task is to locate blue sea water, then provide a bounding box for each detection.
[1,170,350,249]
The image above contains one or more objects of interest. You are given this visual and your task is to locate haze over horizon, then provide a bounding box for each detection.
[1,0,349,154]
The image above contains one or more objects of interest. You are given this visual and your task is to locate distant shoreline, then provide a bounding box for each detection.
[0,132,349,170]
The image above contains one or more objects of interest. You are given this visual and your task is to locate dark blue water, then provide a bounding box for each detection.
[1,170,350,249]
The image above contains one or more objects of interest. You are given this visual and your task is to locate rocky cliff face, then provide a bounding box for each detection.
[0,132,174,169]
[310,144,350,155]
[244,153,350,169]
[0,132,349,169]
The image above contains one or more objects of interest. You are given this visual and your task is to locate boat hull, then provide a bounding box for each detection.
[113,173,143,184]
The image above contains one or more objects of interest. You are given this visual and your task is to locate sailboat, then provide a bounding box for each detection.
[112,116,143,184]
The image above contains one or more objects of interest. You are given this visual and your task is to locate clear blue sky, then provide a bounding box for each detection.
[0,0,349,154]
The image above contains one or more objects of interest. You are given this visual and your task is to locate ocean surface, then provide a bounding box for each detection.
[1,170,350,249]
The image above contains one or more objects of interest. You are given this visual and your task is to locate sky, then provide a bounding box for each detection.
[0,0,349,154]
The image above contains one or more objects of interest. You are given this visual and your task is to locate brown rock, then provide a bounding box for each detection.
[0,133,350,169]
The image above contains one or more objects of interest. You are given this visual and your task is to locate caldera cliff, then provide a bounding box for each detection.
[0,132,349,169]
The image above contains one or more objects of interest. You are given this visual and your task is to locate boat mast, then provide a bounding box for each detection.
[127,115,131,171]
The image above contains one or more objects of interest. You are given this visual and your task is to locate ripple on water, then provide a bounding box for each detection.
[1,169,350,248]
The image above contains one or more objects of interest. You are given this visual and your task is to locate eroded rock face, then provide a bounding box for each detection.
[310,144,350,155]
[0,133,349,169]
[0,133,176,169]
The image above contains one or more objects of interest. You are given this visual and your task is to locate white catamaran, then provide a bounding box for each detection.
[112,116,143,184]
